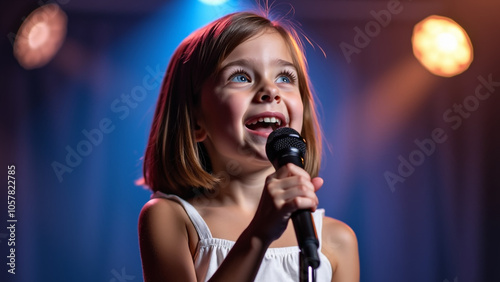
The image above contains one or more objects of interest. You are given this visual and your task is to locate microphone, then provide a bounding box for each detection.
[266,127,320,269]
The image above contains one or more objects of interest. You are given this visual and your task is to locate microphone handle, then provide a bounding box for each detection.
[292,210,320,269]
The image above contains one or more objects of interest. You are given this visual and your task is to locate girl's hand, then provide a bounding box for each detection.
[251,163,324,243]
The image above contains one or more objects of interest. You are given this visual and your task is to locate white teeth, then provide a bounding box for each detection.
[248,116,283,126]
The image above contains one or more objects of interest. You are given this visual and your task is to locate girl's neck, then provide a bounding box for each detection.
[204,165,275,212]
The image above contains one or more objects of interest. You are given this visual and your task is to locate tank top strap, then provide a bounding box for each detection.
[151,191,213,240]
[312,209,325,248]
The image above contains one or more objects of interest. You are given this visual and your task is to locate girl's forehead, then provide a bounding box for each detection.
[221,30,295,67]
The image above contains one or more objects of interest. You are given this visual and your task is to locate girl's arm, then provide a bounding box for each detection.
[139,163,322,282]
[138,198,198,282]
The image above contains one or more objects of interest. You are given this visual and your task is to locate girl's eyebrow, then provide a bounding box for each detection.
[220,58,253,70]
[219,58,297,72]
[272,58,297,70]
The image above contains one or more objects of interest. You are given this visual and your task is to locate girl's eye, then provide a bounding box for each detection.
[276,70,297,84]
[228,69,251,83]
[230,74,250,83]
[276,76,291,83]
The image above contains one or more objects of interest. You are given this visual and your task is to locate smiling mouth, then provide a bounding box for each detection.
[245,116,283,132]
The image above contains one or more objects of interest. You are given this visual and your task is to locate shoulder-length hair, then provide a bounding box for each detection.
[143,11,322,198]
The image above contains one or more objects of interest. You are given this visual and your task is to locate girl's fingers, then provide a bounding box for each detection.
[311,177,324,192]
[275,163,311,180]
[268,175,314,192]
[281,190,318,211]
[267,177,318,210]
[254,169,323,240]
[265,165,323,212]
[278,182,317,201]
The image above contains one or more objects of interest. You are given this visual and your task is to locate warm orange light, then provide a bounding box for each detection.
[13,4,67,70]
[412,15,473,77]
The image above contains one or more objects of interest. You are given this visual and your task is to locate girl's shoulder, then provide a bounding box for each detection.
[140,197,188,224]
[138,197,199,255]
[321,216,357,248]
[141,198,182,218]
[321,216,360,281]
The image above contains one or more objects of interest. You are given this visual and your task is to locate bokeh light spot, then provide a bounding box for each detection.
[412,15,473,77]
[13,4,67,70]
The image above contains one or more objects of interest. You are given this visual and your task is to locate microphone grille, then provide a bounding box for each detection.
[266,127,307,162]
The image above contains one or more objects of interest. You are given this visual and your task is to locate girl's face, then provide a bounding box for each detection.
[197,30,304,171]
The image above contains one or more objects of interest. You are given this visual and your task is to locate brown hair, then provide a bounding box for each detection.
[143,11,322,198]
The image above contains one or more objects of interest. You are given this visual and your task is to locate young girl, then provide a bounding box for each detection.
[138,11,359,282]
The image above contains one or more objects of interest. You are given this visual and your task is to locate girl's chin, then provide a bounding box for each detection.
[245,131,270,146]
[239,142,270,162]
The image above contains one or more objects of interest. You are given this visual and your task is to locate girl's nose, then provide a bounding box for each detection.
[255,82,281,103]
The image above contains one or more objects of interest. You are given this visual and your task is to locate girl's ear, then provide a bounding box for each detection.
[194,120,207,142]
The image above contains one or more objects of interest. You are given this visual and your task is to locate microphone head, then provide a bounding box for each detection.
[266,127,307,169]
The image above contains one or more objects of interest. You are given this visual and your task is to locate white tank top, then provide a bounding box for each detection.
[152,191,333,282]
